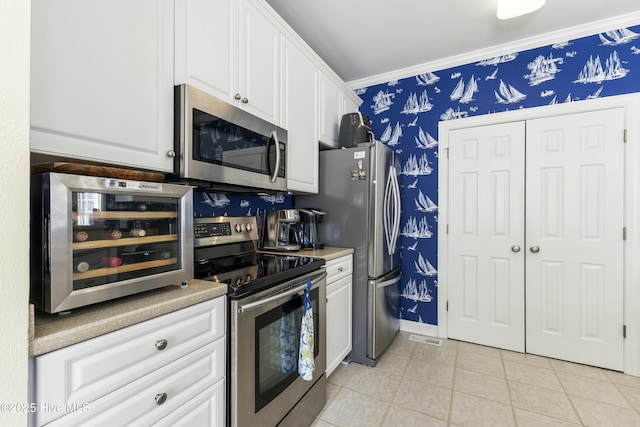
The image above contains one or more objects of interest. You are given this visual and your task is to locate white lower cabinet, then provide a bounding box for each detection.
[325,255,353,376]
[29,297,226,427]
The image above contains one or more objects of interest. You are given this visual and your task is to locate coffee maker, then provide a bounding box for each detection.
[259,209,301,251]
[296,208,326,249]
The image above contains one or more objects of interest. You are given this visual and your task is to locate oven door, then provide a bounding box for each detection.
[230,269,326,427]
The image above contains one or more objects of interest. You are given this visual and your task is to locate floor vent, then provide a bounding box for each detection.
[409,334,442,346]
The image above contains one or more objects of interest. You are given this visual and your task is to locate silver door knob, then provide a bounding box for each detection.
[234,93,242,100]
[530,246,540,253]
[242,97,249,104]
[166,150,175,158]
[511,245,521,253]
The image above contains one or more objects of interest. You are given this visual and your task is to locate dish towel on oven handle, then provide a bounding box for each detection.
[298,279,315,381]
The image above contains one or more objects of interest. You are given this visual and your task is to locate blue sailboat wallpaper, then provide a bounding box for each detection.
[356,24,640,326]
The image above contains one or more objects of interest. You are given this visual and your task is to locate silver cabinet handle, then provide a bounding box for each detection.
[530,246,540,253]
[338,267,344,272]
[242,97,249,104]
[511,245,521,253]
[166,150,175,158]
[155,339,168,351]
[155,393,167,405]
[234,93,241,100]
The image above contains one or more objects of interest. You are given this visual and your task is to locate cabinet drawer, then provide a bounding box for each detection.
[46,338,225,427]
[153,378,225,427]
[31,297,225,426]
[325,255,352,284]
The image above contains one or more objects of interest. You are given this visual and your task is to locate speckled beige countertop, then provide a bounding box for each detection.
[258,246,353,261]
[29,279,227,357]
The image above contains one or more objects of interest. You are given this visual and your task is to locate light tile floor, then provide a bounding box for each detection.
[313,331,640,426]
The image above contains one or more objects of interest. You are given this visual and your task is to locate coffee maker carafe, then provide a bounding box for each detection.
[297,208,326,249]
[260,209,301,251]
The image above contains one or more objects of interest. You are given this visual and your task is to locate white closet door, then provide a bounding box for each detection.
[525,108,625,370]
[448,122,526,352]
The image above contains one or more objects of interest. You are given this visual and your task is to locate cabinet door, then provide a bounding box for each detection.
[318,73,344,148]
[281,36,319,193]
[326,275,353,376]
[343,95,360,118]
[30,0,174,172]
[174,0,237,101]
[238,0,280,124]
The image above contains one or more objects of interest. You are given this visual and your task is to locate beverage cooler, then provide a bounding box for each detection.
[30,172,194,313]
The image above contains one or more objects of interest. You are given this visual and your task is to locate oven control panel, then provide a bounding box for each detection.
[194,216,258,247]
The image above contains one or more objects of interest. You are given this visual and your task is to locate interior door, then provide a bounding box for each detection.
[447,122,526,352]
[525,108,625,370]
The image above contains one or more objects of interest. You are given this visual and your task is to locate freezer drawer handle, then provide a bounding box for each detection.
[375,275,401,289]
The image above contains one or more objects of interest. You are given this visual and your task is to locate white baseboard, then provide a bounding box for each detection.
[400,320,438,338]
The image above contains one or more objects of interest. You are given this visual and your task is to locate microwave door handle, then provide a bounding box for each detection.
[270,130,280,183]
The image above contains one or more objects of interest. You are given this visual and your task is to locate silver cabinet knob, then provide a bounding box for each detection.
[155,339,168,351]
[234,93,242,100]
[155,393,167,405]
[166,150,175,158]
[511,245,521,253]
[530,246,540,253]
[242,97,249,104]
[338,267,344,272]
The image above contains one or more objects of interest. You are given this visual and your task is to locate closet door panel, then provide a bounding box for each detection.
[448,121,526,352]
[525,108,625,371]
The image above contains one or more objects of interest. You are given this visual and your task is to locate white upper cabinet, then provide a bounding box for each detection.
[175,0,280,125]
[318,73,344,149]
[238,0,281,124]
[280,36,319,193]
[30,0,175,173]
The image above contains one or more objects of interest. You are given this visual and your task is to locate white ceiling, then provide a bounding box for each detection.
[265,0,640,84]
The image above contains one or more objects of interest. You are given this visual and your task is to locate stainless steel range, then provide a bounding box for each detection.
[193,216,327,427]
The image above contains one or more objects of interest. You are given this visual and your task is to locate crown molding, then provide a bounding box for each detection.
[347,11,640,90]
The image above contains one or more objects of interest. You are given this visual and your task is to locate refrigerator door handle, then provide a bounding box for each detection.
[389,165,401,253]
[383,165,394,255]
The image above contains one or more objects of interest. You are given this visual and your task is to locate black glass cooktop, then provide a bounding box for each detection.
[194,251,325,299]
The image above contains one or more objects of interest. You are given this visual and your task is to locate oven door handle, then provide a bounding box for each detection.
[238,272,326,313]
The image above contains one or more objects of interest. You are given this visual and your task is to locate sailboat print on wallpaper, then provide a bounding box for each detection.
[494,79,527,104]
[402,278,433,302]
[525,53,562,86]
[574,51,628,83]
[599,28,639,45]
[416,72,440,85]
[403,153,433,176]
[381,122,402,145]
[415,253,437,277]
[415,190,438,212]
[402,90,433,114]
[450,76,478,103]
[415,127,438,149]
[402,216,433,239]
[371,90,394,115]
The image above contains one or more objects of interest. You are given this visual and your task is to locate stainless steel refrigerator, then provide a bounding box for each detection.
[297,141,401,366]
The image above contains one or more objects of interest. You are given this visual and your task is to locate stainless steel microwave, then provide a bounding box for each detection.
[174,84,287,192]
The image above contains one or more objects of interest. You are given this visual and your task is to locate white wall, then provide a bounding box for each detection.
[0,0,31,424]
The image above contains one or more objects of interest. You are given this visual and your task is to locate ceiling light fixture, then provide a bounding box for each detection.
[496,0,546,20]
